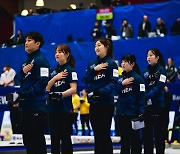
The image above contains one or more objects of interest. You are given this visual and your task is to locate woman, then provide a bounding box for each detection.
[165,57,177,82]
[46,44,78,154]
[142,48,167,154]
[116,54,145,154]
[82,38,118,154]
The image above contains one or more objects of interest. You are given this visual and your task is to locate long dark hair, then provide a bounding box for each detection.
[96,38,113,59]
[55,44,75,67]
[148,48,165,67]
[121,54,140,75]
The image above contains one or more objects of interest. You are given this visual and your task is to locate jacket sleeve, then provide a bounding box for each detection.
[82,63,96,86]
[98,62,118,95]
[146,68,167,100]
[116,76,124,94]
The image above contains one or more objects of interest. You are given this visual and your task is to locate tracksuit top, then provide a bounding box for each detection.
[142,62,167,108]
[79,97,90,114]
[82,56,118,106]
[16,49,50,111]
[116,70,145,116]
[72,94,80,113]
[47,63,78,113]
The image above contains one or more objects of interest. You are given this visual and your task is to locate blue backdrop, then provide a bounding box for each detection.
[14,0,180,44]
[0,35,180,87]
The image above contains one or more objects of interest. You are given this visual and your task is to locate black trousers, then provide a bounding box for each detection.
[49,112,73,154]
[22,111,47,154]
[9,105,22,134]
[144,107,165,154]
[90,104,114,154]
[72,112,78,135]
[80,114,91,135]
[118,115,142,154]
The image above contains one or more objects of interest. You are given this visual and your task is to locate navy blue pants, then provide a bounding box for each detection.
[22,111,47,154]
[90,104,114,154]
[49,112,73,154]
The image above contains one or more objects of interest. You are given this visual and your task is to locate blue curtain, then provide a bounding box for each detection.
[15,0,180,44]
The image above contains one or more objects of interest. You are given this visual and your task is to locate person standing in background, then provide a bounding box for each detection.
[91,21,102,41]
[15,32,50,154]
[154,18,167,37]
[142,48,167,154]
[14,29,25,45]
[138,15,152,38]
[0,64,16,86]
[79,89,91,136]
[120,19,133,39]
[165,57,177,82]
[177,66,180,81]
[72,93,80,135]
[105,21,117,39]
[46,44,78,154]
[83,38,118,154]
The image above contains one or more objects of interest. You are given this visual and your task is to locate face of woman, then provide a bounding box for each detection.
[55,48,69,65]
[121,60,134,72]
[147,50,159,66]
[95,41,108,58]
[168,58,173,66]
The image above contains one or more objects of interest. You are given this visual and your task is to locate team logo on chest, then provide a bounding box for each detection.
[55,79,65,87]
[122,86,133,93]
[94,72,105,80]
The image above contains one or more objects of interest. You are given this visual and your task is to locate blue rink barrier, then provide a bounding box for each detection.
[0,87,20,112]
[0,83,180,140]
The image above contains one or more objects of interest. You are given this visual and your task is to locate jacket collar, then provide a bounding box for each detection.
[27,49,40,58]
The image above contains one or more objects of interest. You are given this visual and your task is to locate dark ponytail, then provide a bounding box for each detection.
[121,54,140,75]
[67,54,75,67]
[148,48,165,68]
[55,44,75,67]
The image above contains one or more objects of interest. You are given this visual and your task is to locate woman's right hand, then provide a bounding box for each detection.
[94,62,108,71]
[122,77,134,85]
[54,71,68,80]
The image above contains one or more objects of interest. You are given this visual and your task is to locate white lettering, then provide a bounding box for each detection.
[172,95,180,101]
[94,74,105,80]
[55,80,65,87]
[122,87,132,93]
[0,96,8,105]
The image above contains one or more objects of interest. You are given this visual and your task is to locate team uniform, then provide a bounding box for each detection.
[83,56,118,154]
[15,49,50,154]
[116,70,145,154]
[142,62,167,154]
[47,63,78,154]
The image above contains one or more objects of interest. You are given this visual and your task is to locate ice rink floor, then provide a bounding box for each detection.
[1,135,180,154]
[72,148,180,154]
